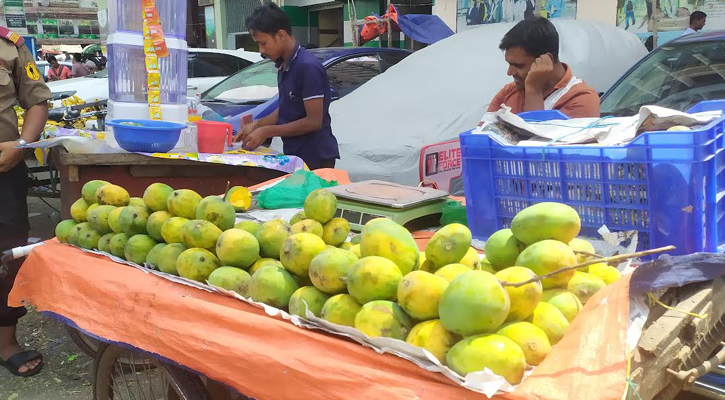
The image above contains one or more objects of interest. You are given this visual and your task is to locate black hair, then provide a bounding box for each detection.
[48,55,58,63]
[245,3,292,35]
[644,35,654,52]
[690,11,706,25]
[73,53,82,62]
[499,17,559,61]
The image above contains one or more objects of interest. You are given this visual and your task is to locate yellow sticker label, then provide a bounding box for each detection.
[147,70,160,89]
[145,55,158,70]
[25,62,39,81]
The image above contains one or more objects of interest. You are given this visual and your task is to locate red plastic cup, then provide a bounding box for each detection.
[195,120,233,153]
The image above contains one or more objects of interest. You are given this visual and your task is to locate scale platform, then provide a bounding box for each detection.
[327,180,449,232]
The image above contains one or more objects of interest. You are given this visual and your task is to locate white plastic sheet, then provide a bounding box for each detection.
[330,20,648,186]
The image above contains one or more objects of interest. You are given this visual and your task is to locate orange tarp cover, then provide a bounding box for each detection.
[9,169,631,400]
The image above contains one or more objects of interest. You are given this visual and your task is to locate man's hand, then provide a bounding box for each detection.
[525,53,555,93]
[0,141,24,173]
[243,126,272,151]
[233,120,258,143]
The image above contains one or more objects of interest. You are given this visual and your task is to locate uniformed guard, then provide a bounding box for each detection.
[0,26,51,377]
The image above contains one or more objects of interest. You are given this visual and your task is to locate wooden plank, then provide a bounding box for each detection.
[59,151,209,167]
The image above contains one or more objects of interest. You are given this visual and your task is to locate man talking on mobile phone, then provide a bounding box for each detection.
[235,3,340,170]
[487,17,600,118]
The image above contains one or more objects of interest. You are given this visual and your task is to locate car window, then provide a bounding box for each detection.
[327,54,382,98]
[379,51,410,72]
[201,59,279,103]
[189,53,252,78]
[600,41,725,116]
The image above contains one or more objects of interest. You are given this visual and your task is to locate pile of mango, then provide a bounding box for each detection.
[54,182,620,387]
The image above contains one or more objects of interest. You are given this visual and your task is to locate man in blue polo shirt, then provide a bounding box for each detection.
[235,4,340,170]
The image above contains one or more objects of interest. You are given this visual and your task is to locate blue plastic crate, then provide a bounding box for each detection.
[460,102,725,256]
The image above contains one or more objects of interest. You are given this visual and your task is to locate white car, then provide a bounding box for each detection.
[47,48,262,105]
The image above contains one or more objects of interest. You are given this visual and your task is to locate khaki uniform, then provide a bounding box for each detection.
[0,29,51,327]
[0,33,51,143]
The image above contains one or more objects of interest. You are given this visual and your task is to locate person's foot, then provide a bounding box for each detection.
[0,343,42,374]
[0,326,42,375]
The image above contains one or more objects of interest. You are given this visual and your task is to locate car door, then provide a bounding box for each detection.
[325,53,383,99]
[188,52,253,97]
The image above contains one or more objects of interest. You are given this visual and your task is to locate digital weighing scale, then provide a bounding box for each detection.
[327,181,450,232]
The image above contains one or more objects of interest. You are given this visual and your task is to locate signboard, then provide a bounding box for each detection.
[4,0,27,30]
[616,0,725,42]
[419,139,463,193]
[457,0,578,32]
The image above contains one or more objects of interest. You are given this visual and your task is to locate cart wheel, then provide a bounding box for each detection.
[93,342,208,400]
[67,326,102,358]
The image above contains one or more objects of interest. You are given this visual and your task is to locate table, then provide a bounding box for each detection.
[54,148,285,219]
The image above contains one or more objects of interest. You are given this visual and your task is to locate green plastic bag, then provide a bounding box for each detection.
[440,200,468,227]
[257,170,338,210]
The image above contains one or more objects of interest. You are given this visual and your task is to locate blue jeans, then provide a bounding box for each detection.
[625,10,635,28]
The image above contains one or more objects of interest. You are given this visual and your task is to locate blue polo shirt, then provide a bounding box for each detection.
[276,44,339,169]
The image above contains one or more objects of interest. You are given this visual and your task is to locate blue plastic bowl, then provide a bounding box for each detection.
[107,119,186,153]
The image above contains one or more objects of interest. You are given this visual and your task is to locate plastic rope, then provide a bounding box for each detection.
[646,292,709,319]
[626,346,643,400]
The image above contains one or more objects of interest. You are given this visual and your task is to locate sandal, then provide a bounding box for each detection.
[0,350,43,377]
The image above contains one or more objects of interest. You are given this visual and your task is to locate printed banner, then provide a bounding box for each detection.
[616,0,725,41]
[419,139,462,193]
[457,0,578,32]
[4,0,27,30]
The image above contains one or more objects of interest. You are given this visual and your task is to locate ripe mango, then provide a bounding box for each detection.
[55,219,78,243]
[459,247,482,270]
[108,207,123,234]
[434,263,472,283]
[249,258,284,275]
[109,233,131,258]
[446,334,526,384]
[146,211,173,242]
[406,319,461,364]
[588,263,621,285]
[216,229,260,268]
[321,294,362,327]
[118,206,150,236]
[70,198,89,223]
[397,271,449,320]
[354,300,413,340]
[289,211,307,226]
[280,233,327,277]
[292,219,323,237]
[495,266,542,322]
[439,271,510,336]
[542,289,582,322]
[567,271,606,304]
[81,180,109,205]
[425,223,472,268]
[347,256,403,304]
[208,266,252,297]
[176,247,220,282]
[322,217,350,246]
[288,286,331,318]
[249,265,299,308]
[515,240,577,289]
[196,195,236,231]
[161,217,189,244]
[496,321,551,366]
[309,247,359,294]
[360,218,419,275]
[484,229,525,270]
[225,186,252,212]
[569,237,596,267]
[145,243,166,267]
[510,202,581,245]
[77,224,101,250]
[95,184,130,207]
[143,182,174,212]
[304,189,337,224]
[124,235,157,264]
[167,189,202,219]
[180,220,223,251]
[256,219,292,259]
[157,243,187,275]
[527,301,569,345]
[235,220,260,236]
